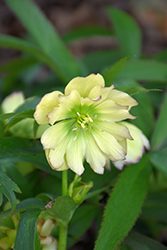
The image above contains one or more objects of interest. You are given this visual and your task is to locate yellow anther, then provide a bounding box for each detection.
[89,117,93,123]
[81,123,86,129]
[76,112,94,130]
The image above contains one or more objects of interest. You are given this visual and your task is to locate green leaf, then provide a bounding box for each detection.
[0,35,80,84]
[0,198,46,223]
[116,86,150,96]
[0,35,71,79]
[14,208,42,250]
[0,192,3,205]
[85,186,109,200]
[107,8,141,58]
[16,198,46,211]
[34,174,62,197]
[0,35,45,58]
[154,48,167,63]
[151,94,167,150]
[0,56,40,93]
[68,204,99,247]
[0,170,21,212]
[0,215,15,230]
[4,163,33,199]
[141,190,167,223]
[44,196,76,227]
[5,0,80,83]
[115,60,167,82]
[0,113,15,121]
[63,25,112,43]
[94,156,151,250]
[113,78,139,89]
[15,97,41,113]
[121,244,132,250]
[150,147,167,176]
[125,231,167,250]
[83,49,121,73]
[5,110,34,130]
[36,193,55,203]
[130,91,155,137]
[103,56,129,86]
[0,137,59,177]
[0,56,39,73]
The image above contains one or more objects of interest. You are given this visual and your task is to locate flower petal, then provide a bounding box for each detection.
[41,120,74,149]
[114,122,150,169]
[119,139,127,155]
[105,159,111,171]
[1,92,24,113]
[92,129,125,161]
[95,99,127,113]
[85,132,106,174]
[66,130,86,175]
[48,132,72,169]
[124,123,150,164]
[56,159,69,171]
[65,73,105,97]
[107,89,138,109]
[94,100,136,122]
[47,90,81,125]
[34,91,63,125]
[112,161,124,170]
[45,149,69,171]
[99,110,135,122]
[95,121,133,141]
[123,122,150,150]
[88,85,114,101]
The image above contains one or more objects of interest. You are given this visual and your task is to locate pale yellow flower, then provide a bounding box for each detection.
[34,74,138,175]
[113,122,150,170]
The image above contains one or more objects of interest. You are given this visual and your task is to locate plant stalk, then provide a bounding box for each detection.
[58,170,68,250]
[62,169,68,196]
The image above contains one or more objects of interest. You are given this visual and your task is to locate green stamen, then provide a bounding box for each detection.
[77,112,94,130]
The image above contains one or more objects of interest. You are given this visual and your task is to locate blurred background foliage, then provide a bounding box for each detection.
[0,0,167,99]
[0,0,167,250]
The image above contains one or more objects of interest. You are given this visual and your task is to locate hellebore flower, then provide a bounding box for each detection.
[113,121,150,170]
[34,74,138,175]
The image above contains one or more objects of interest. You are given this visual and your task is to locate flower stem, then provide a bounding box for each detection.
[59,225,67,250]
[58,170,68,250]
[62,169,68,196]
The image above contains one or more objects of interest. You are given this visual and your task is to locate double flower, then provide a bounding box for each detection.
[34,74,150,175]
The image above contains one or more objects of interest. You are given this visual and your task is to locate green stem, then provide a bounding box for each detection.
[62,169,68,196]
[59,224,67,250]
[58,170,68,250]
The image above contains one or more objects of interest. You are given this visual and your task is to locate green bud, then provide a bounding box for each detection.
[68,175,93,205]
[37,218,58,250]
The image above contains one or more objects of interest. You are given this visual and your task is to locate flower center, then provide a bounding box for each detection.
[76,112,93,130]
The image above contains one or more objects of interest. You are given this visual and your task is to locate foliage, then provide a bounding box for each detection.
[0,1,167,250]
